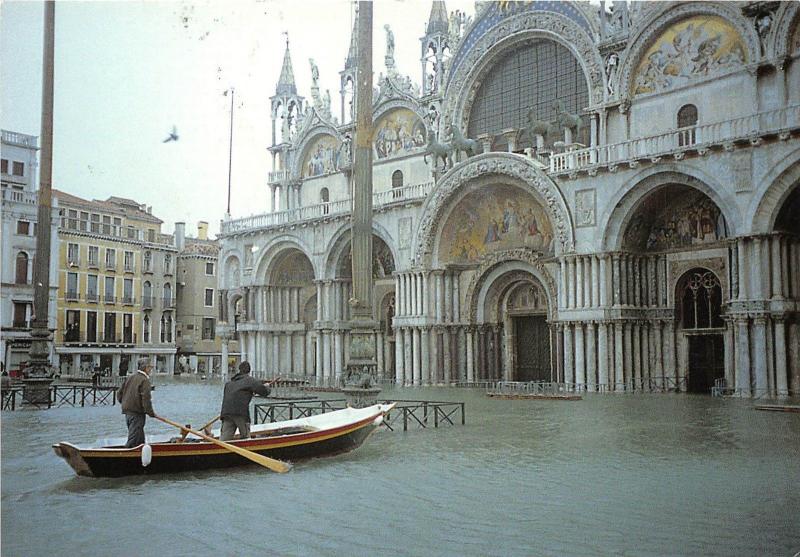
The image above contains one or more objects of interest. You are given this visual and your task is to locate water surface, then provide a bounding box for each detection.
[2,380,799,556]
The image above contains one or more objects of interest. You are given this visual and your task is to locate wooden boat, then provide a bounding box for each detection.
[53,403,395,477]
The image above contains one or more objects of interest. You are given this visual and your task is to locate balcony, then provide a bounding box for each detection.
[142,296,154,309]
[2,130,38,148]
[105,262,116,272]
[67,258,80,268]
[124,264,135,273]
[221,180,434,236]
[122,295,135,305]
[65,290,79,301]
[268,169,289,184]
[548,103,800,175]
[103,294,116,304]
[162,296,175,308]
[86,292,99,303]
[1,188,37,205]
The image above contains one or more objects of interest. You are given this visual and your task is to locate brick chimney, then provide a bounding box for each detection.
[197,221,208,240]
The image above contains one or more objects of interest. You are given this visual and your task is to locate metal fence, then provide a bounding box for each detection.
[1,385,118,410]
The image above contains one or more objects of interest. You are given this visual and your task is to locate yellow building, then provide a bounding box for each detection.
[53,191,177,376]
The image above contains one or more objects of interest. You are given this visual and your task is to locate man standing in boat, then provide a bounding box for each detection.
[220,361,271,441]
[117,359,157,448]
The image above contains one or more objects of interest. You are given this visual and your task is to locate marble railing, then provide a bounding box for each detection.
[549,103,800,174]
[221,181,434,235]
[1,188,38,205]
[268,169,289,184]
[2,130,38,148]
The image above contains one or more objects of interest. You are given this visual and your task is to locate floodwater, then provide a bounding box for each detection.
[2,380,799,557]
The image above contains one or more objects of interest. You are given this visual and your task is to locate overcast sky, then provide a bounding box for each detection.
[1,0,474,238]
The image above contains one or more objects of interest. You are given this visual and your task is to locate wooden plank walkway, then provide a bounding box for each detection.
[754,404,800,413]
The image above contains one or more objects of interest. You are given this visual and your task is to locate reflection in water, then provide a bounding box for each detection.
[2,382,799,556]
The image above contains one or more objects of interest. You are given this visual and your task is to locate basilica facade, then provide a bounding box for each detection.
[217,1,800,397]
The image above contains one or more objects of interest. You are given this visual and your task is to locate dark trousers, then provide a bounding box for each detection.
[125,413,146,447]
[220,416,250,441]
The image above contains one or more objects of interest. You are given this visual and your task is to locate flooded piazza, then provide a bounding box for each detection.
[2,380,799,557]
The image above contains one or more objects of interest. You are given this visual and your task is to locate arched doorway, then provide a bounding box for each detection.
[505,280,550,381]
[676,268,725,394]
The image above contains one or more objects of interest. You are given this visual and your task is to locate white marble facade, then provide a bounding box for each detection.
[218,1,800,397]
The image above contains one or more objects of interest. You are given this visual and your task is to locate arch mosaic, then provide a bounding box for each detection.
[437,182,555,265]
[442,11,604,136]
[414,153,574,266]
[465,249,557,324]
[599,167,740,252]
[373,108,427,160]
[269,250,315,286]
[299,133,342,178]
[747,148,800,234]
[335,236,396,280]
[619,4,759,100]
[323,222,398,280]
[253,236,316,285]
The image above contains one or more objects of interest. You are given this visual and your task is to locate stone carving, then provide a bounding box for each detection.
[384,24,396,74]
[271,251,315,285]
[668,258,728,305]
[575,189,596,227]
[633,15,748,95]
[338,133,352,168]
[398,217,412,250]
[374,108,426,159]
[448,10,466,50]
[413,154,574,266]
[443,11,605,131]
[605,52,620,96]
[423,130,454,171]
[448,125,482,162]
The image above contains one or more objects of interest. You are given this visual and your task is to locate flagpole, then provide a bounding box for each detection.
[226,87,234,216]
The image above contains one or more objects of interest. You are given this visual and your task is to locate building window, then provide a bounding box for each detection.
[15,252,29,284]
[87,311,97,342]
[12,161,24,176]
[123,313,133,344]
[204,288,214,307]
[65,310,80,342]
[166,315,173,343]
[148,229,155,243]
[144,251,152,272]
[66,272,79,300]
[104,276,115,303]
[87,274,98,302]
[320,188,330,214]
[105,248,116,270]
[143,281,152,308]
[88,245,99,267]
[0,159,7,174]
[677,104,698,147]
[90,213,100,233]
[16,220,30,235]
[205,262,215,275]
[124,251,134,272]
[143,314,151,343]
[164,283,172,306]
[202,318,215,340]
[103,312,117,343]
[67,243,79,265]
[392,170,404,198]
[12,302,29,328]
[123,278,134,304]
[679,269,723,330]
[160,314,167,343]
[164,254,172,274]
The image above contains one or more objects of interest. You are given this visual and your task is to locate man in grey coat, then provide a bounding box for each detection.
[117,358,157,447]
[220,361,271,441]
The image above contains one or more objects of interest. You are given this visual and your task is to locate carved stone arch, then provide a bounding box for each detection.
[747,147,800,234]
[322,221,399,280]
[618,2,760,100]
[443,12,604,134]
[226,289,245,325]
[669,260,728,310]
[373,98,427,124]
[771,1,800,59]
[253,235,317,285]
[464,249,557,324]
[220,251,243,289]
[599,166,740,252]
[413,153,574,267]
[291,127,342,179]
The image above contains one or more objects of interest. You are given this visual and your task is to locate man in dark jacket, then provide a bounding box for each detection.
[117,358,157,447]
[220,361,270,441]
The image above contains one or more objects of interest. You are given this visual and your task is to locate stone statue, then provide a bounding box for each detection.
[605,52,619,96]
[553,100,582,137]
[523,107,553,146]
[323,89,331,117]
[309,58,319,88]
[339,133,352,167]
[384,24,395,64]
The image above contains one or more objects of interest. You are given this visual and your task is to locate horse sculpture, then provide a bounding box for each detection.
[553,99,582,137]
[449,125,482,162]
[424,130,454,171]
[522,107,554,147]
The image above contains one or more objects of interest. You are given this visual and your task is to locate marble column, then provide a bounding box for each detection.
[623,322,633,390]
[771,236,783,299]
[443,328,452,384]
[752,317,769,397]
[563,324,574,385]
[404,328,413,385]
[597,322,608,391]
[395,329,404,384]
[559,259,567,308]
[586,322,596,391]
[575,258,584,309]
[466,328,475,383]
[431,328,441,384]
[632,321,642,389]
[614,322,624,391]
[591,256,600,308]
[421,327,431,385]
[567,258,576,309]
[664,321,676,390]
[574,323,585,388]
[599,255,609,307]
[444,272,452,322]
[612,255,621,307]
[734,318,751,396]
[412,328,421,385]
[788,321,800,396]
[653,321,664,388]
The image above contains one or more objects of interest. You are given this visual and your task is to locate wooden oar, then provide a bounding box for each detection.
[155,416,292,473]
[179,415,221,441]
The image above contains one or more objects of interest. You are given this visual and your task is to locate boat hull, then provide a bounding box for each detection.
[54,406,388,477]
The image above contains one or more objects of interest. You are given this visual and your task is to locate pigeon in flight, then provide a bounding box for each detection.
[163,126,179,143]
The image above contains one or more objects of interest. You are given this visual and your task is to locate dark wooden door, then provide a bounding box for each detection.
[514,316,551,382]
[687,334,724,394]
